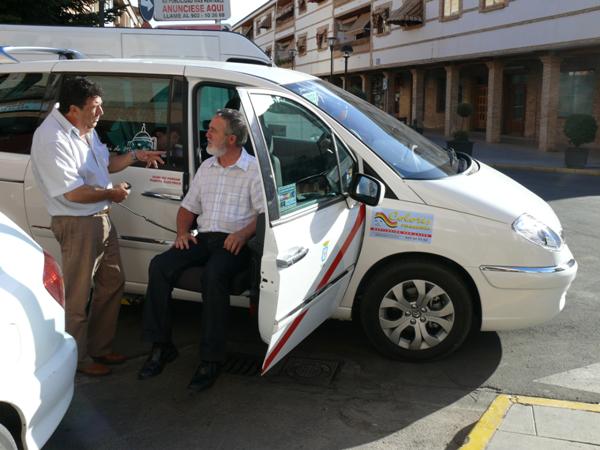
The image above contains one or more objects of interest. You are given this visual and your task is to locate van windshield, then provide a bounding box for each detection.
[284,80,461,179]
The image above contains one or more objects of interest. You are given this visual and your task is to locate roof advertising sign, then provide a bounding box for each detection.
[153,0,231,21]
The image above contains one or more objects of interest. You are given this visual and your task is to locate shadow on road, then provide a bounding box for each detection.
[47,301,502,450]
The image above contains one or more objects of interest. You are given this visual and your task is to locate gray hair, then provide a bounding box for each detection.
[216,108,248,147]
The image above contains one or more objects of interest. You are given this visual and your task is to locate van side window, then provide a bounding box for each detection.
[71,74,186,171]
[251,94,356,215]
[0,72,50,155]
[194,84,240,169]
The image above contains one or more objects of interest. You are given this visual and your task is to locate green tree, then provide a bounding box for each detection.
[0,0,124,26]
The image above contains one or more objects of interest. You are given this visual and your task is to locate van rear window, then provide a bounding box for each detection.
[0,72,49,155]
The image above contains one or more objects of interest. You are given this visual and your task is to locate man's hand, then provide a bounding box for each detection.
[174,232,197,250]
[224,230,248,255]
[135,150,166,168]
[108,182,130,203]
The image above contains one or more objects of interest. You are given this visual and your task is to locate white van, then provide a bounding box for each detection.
[0,24,271,65]
[0,54,577,373]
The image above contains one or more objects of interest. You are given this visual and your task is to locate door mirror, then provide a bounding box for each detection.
[348,173,385,206]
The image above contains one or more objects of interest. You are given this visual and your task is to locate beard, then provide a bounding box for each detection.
[206,143,226,157]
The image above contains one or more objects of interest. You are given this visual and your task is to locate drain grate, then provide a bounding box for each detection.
[281,356,341,386]
[222,353,261,376]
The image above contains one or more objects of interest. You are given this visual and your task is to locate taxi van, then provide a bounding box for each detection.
[0,54,577,373]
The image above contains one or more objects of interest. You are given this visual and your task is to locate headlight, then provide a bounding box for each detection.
[512,214,563,250]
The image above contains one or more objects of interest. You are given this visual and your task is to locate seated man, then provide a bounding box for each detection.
[138,109,264,391]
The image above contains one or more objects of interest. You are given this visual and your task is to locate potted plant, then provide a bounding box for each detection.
[564,114,598,168]
[447,102,474,155]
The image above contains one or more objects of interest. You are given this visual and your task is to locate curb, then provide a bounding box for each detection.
[460,394,600,450]
[487,163,600,176]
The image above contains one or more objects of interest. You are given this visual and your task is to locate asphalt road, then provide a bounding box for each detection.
[46,169,600,450]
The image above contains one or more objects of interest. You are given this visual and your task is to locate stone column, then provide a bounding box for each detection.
[445,64,460,137]
[539,54,561,151]
[360,74,372,103]
[486,60,504,143]
[383,71,395,115]
[410,68,424,127]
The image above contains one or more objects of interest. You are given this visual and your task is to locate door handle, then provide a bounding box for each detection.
[276,246,309,268]
[142,191,183,202]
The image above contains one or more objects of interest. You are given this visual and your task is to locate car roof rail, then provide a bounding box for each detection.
[0,46,86,64]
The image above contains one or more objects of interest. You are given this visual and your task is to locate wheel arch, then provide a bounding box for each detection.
[0,402,24,450]
[352,252,482,329]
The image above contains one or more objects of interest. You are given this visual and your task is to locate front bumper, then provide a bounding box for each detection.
[475,257,578,331]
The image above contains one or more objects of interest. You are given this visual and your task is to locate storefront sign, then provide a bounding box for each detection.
[153,0,231,21]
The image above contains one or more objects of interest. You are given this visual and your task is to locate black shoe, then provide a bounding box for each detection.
[137,343,178,380]
[187,361,221,391]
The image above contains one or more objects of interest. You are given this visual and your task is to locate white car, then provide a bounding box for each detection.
[0,212,77,450]
[0,50,577,375]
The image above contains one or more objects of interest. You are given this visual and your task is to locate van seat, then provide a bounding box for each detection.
[173,214,265,298]
[175,265,251,295]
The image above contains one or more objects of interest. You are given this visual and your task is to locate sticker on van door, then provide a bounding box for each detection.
[370,209,434,244]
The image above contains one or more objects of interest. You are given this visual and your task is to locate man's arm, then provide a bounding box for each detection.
[108,150,165,173]
[64,182,129,204]
[173,207,199,250]
[223,216,257,256]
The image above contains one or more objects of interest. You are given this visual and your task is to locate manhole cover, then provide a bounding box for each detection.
[222,353,261,376]
[281,357,341,386]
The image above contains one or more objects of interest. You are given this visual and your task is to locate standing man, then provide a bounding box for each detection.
[138,108,264,392]
[31,76,165,376]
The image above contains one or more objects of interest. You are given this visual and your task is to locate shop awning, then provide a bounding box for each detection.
[344,13,371,36]
[258,14,272,29]
[276,2,294,18]
[388,0,423,26]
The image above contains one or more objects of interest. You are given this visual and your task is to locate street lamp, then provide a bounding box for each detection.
[289,48,297,70]
[327,36,337,80]
[341,44,353,90]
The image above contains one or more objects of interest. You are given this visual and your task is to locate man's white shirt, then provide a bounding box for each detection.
[181,149,264,234]
[31,106,112,216]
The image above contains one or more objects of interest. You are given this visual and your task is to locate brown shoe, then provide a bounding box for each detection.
[77,362,111,377]
[92,352,127,365]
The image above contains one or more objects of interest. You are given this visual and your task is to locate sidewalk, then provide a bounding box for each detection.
[460,395,600,449]
[423,132,600,449]
[424,132,600,176]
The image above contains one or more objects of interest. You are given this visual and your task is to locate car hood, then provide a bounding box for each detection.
[405,162,562,230]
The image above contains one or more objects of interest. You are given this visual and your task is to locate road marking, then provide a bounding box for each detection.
[460,395,600,449]
[534,362,600,395]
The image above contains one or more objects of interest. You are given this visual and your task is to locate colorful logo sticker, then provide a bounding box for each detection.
[370,209,434,243]
[278,183,297,213]
[321,240,330,262]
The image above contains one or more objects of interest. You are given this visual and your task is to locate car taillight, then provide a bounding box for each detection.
[43,250,65,307]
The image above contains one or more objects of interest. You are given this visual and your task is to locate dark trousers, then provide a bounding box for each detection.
[142,232,249,362]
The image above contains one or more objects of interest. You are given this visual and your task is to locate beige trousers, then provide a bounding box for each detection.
[51,212,125,366]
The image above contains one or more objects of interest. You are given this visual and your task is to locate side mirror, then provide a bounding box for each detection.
[348,173,385,206]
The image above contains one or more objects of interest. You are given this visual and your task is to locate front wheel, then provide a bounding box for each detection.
[360,261,474,361]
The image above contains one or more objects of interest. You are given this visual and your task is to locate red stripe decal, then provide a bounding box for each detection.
[262,309,308,374]
[261,204,366,375]
[316,204,365,292]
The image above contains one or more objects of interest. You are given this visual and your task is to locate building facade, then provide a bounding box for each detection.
[234,0,600,151]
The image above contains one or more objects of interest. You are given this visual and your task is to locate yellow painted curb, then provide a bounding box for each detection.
[460,394,600,449]
[460,395,512,450]
[512,395,600,413]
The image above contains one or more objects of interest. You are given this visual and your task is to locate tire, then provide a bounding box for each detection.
[360,261,473,361]
[0,423,17,450]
